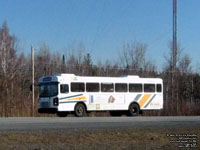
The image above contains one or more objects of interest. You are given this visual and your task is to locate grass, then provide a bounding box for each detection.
[0,127,199,150]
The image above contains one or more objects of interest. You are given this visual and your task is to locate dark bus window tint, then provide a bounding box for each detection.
[60,84,69,93]
[39,82,58,97]
[157,84,162,92]
[71,82,85,92]
[115,83,127,92]
[101,83,114,92]
[144,84,155,92]
[86,83,99,92]
[129,84,142,92]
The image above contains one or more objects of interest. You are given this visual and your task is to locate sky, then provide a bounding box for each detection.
[0,0,199,71]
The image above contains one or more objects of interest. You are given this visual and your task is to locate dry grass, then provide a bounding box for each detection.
[0,127,199,150]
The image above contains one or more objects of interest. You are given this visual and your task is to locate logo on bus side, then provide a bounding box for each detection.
[108,96,115,103]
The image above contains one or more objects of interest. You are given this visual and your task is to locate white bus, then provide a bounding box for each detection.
[38,74,163,117]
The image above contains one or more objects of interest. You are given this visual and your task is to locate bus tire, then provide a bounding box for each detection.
[128,103,140,116]
[75,103,86,117]
[57,112,68,117]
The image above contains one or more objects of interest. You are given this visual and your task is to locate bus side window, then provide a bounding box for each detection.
[101,83,114,92]
[115,83,127,92]
[60,84,69,93]
[71,82,85,92]
[86,83,99,92]
[144,84,155,92]
[129,84,142,92]
[156,84,162,92]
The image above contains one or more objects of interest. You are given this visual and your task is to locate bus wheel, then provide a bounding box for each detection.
[57,112,68,117]
[128,103,140,116]
[75,103,86,117]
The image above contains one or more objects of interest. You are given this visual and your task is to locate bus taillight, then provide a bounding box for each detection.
[53,98,59,106]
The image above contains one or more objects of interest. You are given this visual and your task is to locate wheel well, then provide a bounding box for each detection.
[128,102,140,111]
[75,102,87,111]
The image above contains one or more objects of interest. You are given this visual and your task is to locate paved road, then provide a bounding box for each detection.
[0,116,199,131]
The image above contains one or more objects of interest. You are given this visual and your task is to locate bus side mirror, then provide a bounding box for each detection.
[30,83,39,91]
[30,84,33,91]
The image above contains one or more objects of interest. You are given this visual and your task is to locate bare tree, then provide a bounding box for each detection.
[0,21,17,116]
[119,42,156,76]
[178,54,192,74]
[163,42,194,115]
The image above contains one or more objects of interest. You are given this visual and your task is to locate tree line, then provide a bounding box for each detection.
[0,21,199,117]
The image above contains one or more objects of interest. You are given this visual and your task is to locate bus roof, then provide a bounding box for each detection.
[39,73,163,84]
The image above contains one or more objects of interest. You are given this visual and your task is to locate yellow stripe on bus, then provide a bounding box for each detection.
[139,94,152,108]
[67,96,86,101]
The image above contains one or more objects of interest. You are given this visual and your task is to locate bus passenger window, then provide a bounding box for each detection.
[129,84,142,92]
[144,84,155,92]
[60,84,69,93]
[71,82,85,92]
[101,83,114,92]
[86,83,99,92]
[115,83,127,92]
[156,84,162,92]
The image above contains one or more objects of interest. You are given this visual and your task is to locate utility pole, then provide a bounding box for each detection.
[172,0,178,114]
[173,0,177,70]
[31,46,35,116]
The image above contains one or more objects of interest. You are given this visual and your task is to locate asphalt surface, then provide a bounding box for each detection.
[0,116,199,131]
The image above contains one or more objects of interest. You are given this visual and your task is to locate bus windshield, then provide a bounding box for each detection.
[39,82,58,97]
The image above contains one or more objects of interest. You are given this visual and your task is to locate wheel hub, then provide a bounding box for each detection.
[78,107,83,114]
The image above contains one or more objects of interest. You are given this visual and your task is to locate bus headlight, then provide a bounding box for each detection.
[53,98,59,106]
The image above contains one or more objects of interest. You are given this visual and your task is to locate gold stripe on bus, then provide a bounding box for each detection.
[139,94,152,108]
[67,96,86,101]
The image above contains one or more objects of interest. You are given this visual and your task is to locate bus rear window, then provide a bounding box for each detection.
[156,84,162,92]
